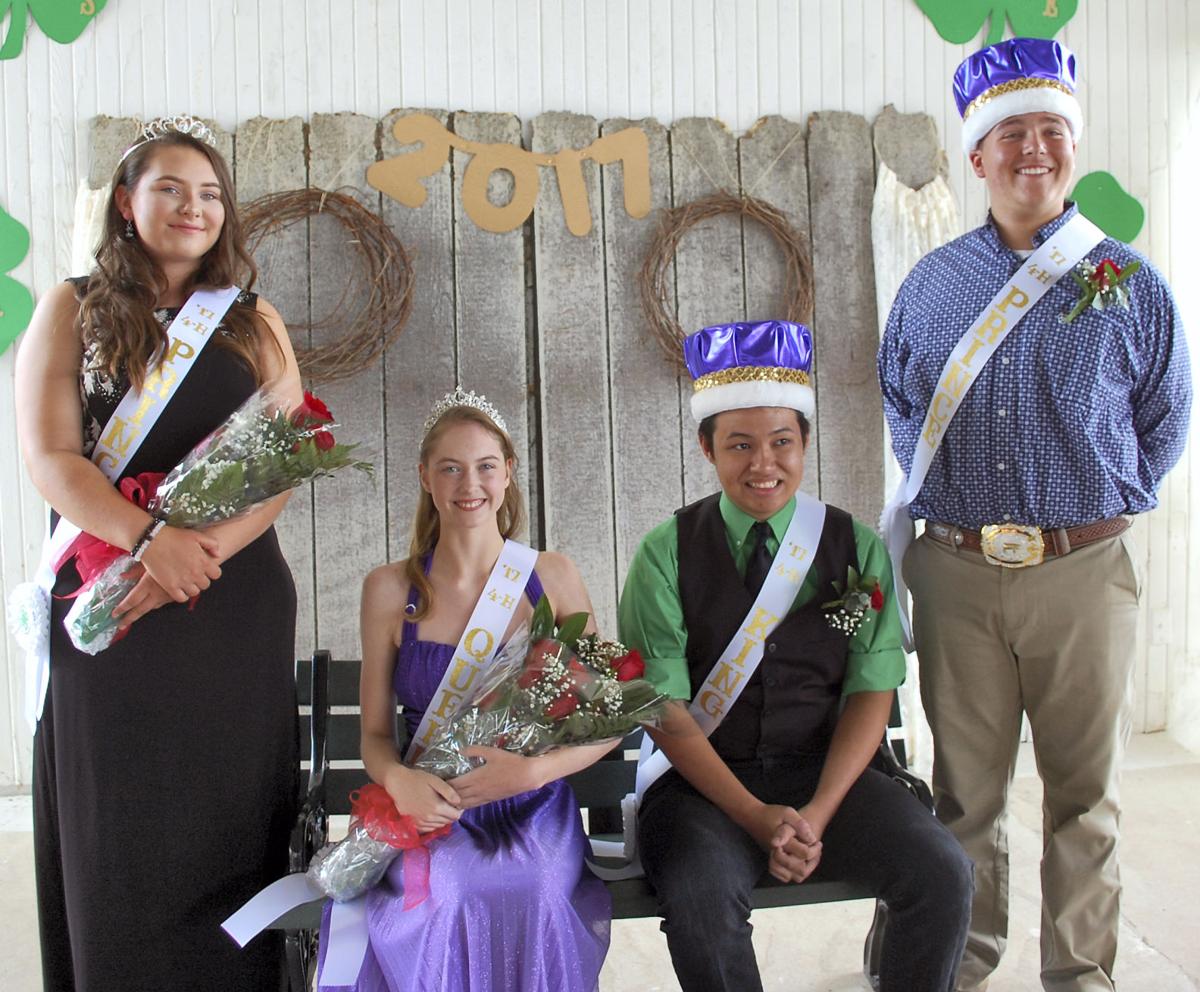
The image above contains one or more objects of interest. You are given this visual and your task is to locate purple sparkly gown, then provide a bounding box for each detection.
[318,565,611,992]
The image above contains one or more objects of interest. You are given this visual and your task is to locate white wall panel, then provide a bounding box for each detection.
[0,0,1197,787]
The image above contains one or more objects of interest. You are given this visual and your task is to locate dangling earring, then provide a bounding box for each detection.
[124,219,134,241]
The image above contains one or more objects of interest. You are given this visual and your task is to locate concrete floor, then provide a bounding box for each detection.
[2,734,1197,991]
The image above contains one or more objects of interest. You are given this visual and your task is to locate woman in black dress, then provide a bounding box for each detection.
[15,121,302,991]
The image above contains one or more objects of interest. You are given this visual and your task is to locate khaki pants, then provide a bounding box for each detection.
[905,529,1142,992]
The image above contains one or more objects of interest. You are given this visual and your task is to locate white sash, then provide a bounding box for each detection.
[880,213,1105,649]
[589,494,826,878]
[222,539,539,982]
[11,285,240,727]
[404,539,538,762]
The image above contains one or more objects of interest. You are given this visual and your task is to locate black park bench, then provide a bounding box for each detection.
[270,650,932,991]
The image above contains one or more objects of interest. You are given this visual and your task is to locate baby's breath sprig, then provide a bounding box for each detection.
[821,565,884,637]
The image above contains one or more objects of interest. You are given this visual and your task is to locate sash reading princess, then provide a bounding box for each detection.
[12,115,314,991]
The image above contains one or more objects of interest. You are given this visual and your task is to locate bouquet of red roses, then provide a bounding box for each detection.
[412,596,664,777]
[61,388,372,654]
[308,597,667,903]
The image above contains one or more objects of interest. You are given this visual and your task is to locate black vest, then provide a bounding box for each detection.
[677,493,857,761]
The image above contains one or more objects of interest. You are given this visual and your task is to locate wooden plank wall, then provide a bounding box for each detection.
[78,109,926,662]
[2,0,1197,789]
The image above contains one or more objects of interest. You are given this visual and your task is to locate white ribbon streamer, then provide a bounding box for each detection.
[221,872,324,947]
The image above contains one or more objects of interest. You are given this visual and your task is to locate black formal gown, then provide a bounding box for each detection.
[33,287,298,991]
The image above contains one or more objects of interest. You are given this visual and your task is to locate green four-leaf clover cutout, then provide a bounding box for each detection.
[1,0,107,60]
[0,204,34,357]
[917,0,1077,46]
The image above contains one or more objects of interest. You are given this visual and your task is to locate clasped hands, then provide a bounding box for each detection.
[111,526,222,630]
[384,747,539,833]
[749,803,825,884]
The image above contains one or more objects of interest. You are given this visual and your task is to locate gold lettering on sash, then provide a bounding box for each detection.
[142,363,179,400]
[128,392,158,425]
[960,335,987,368]
[1027,264,1053,285]
[1048,247,1067,266]
[501,564,523,582]
[165,337,195,364]
[728,636,756,669]
[463,627,495,663]
[447,657,479,693]
[787,542,808,561]
[197,306,216,320]
[95,450,119,472]
[432,688,463,720]
[743,607,779,644]
[487,589,516,610]
[941,361,971,399]
[698,690,725,718]
[978,307,1008,344]
[100,416,140,456]
[711,662,745,697]
[418,719,442,749]
[774,563,801,583]
[996,285,1030,312]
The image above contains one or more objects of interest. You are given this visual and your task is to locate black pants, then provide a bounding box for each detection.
[638,755,973,992]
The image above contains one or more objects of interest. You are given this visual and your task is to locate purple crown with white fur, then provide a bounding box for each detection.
[953,37,1081,154]
[683,321,815,423]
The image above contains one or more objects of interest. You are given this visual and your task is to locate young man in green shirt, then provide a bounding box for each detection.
[618,320,972,992]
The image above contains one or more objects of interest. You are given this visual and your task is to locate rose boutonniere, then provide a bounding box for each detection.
[1062,257,1140,324]
[821,566,884,636]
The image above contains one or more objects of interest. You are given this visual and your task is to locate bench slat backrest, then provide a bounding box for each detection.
[297,653,912,825]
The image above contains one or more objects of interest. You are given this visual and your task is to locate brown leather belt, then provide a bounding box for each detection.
[926,517,1129,567]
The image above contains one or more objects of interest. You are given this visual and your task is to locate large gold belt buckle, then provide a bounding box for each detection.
[980,524,1044,568]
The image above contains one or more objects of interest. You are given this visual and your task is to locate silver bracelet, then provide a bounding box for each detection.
[130,519,166,562]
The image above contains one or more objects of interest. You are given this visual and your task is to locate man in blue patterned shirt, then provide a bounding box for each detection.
[878,38,1191,992]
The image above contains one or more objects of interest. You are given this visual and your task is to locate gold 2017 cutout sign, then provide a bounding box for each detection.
[367,114,651,237]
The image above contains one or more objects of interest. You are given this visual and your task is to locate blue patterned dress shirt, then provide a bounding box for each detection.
[878,204,1192,530]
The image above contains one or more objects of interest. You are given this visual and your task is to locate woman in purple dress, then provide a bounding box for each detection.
[319,391,612,991]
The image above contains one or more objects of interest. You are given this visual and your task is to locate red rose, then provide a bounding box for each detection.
[517,665,543,690]
[301,391,334,422]
[869,583,884,612]
[611,649,645,682]
[544,693,579,720]
[314,429,336,451]
[292,391,334,427]
[477,689,503,710]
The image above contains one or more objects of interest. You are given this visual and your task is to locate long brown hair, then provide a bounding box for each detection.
[403,406,527,622]
[79,131,276,391]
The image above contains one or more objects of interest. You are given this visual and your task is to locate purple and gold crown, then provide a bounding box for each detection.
[953,37,1081,154]
[683,321,814,422]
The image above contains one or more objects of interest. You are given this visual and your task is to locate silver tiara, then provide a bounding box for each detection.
[119,115,217,163]
[422,387,509,437]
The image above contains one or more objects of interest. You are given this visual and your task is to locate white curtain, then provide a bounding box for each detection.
[871,162,960,774]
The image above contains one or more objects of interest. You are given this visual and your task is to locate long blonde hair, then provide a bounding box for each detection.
[403,406,526,621]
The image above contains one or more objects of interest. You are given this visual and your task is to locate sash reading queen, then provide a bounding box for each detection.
[405,539,538,761]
